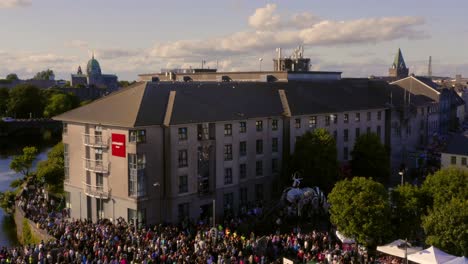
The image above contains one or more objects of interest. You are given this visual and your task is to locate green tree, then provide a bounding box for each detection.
[421,167,468,208]
[36,142,64,193]
[290,129,339,191]
[43,93,80,117]
[390,184,427,241]
[422,198,468,256]
[350,133,390,182]
[0,190,16,214]
[7,84,45,118]
[0,87,9,116]
[34,69,55,80]
[328,177,391,247]
[6,73,19,81]
[10,146,38,177]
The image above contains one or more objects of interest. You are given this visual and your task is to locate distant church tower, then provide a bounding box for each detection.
[389,48,409,79]
[77,65,83,75]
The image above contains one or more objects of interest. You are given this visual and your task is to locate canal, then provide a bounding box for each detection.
[0,135,58,246]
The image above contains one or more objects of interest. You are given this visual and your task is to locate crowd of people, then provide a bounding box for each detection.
[0,184,380,263]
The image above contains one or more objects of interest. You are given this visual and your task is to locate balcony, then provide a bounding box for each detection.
[83,134,109,148]
[83,158,109,174]
[82,182,110,199]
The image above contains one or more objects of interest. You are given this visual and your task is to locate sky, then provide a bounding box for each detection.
[0,0,467,81]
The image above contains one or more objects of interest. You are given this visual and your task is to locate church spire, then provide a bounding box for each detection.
[389,48,409,79]
[77,65,82,75]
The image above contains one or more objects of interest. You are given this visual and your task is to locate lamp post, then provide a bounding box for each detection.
[259,58,263,71]
[153,182,161,223]
[399,171,404,185]
[212,199,216,228]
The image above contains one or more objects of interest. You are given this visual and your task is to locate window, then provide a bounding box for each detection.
[239,163,247,179]
[177,203,189,222]
[256,139,263,155]
[223,193,234,212]
[128,153,147,197]
[224,144,233,161]
[344,147,349,160]
[240,121,247,133]
[63,123,68,134]
[377,111,382,121]
[64,143,69,181]
[255,184,264,201]
[355,128,360,138]
[239,141,247,157]
[325,115,330,126]
[256,120,263,131]
[240,188,248,205]
[344,129,349,142]
[377,126,381,137]
[179,175,188,193]
[295,118,301,129]
[96,173,103,191]
[272,138,278,153]
[224,168,233,184]
[332,114,338,124]
[224,124,232,136]
[451,156,457,165]
[272,119,278,131]
[130,130,146,143]
[367,127,371,134]
[367,112,371,121]
[309,116,317,127]
[344,114,349,124]
[272,158,278,173]
[178,150,188,168]
[64,191,71,208]
[256,160,263,176]
[462,157,467,166]
[178,127,188,141]
[128,208,137,224]
[355,113,360,122]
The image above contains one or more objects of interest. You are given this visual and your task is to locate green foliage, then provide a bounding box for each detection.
[328,177,391,247]
[0,190,16,214]
[80,99,93,106]
[22,219,40,245]
[421,167,468,208]
[10,146,38,177]
[43,93,80,117]
[350,133,390,182]
[9,178,24,188]
[36,142,64,193]
[422,198,468,256]
[33,69,55,80]
[390,184,427,240]
[7,84,45,118]
[0,87,9,116]
[6,73,19,81]
[290,129,339,191]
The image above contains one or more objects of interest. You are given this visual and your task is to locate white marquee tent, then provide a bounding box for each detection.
[377,239,422,259]
[407,246,457,264]
[443,257,468,264]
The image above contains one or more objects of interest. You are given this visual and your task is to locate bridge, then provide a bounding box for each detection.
[0,119,61,137]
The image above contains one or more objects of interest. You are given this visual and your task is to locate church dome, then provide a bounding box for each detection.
[86,54,102,76]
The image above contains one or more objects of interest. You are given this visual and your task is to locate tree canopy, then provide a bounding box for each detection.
[43,93,80,117]
[290,128,339,191]
[350,133,390,182]
[328,177,391,247]
[10,146,38,177]
[0,87,9,116]
[422,167,468,208]
[7,84,45,118]
[34,69,55,80]
[6,73,19,81]
[36,142,64,193]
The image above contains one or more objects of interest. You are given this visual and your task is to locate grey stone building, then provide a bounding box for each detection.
[71,54,119,91]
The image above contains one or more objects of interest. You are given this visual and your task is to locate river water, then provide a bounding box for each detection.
[0,137,53,247]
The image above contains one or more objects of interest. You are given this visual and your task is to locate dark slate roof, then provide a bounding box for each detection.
[414,76,440,90]
[54,79,402,127]
[444,132,468,156]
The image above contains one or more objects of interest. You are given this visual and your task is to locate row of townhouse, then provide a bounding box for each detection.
[54,76,440,225]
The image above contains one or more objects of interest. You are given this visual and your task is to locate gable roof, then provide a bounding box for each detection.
[54,79,398,127]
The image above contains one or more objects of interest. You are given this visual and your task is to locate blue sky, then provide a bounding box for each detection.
[0,0,467,80]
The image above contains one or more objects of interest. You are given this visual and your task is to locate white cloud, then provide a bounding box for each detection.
[65,40,88,49]
[0,0,31,8]
[248,3,281,30]
[96,48,142,60]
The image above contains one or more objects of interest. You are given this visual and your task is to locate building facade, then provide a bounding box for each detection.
[71,54,119,91]
[441,132,468,170]
[55,74,410,225]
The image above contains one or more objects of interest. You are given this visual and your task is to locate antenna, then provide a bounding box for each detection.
[428,56,432,78]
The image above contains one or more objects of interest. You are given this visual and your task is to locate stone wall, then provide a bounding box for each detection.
[14,205,55,244]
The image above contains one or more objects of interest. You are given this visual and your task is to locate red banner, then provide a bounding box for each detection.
[112,133,126,157]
